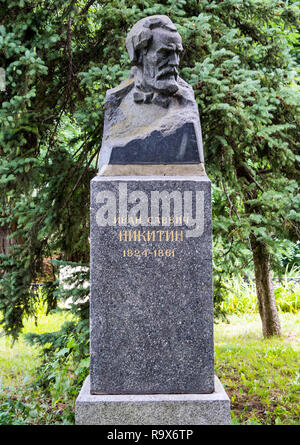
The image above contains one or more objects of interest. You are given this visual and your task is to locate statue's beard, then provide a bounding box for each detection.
[153,75,179,95]
[141,66,179,96]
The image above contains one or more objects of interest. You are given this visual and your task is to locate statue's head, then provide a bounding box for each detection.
[126,15,183,96]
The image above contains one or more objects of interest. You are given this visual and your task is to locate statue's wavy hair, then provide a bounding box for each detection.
[126,15,178,65]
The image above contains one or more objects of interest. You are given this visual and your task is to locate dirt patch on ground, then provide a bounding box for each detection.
[227,386,270,423]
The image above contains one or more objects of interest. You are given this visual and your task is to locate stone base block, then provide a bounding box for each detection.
[90,176,214,395]
[75,376,230,425]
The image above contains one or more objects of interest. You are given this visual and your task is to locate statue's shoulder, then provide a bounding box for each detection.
[103,78,134,124]
[105,78,134,106]
[176,76,196,104]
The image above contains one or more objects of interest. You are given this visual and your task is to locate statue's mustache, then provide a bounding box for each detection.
[156,67,178,81]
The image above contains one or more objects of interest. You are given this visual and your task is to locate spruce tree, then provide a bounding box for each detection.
[0,0,299,340]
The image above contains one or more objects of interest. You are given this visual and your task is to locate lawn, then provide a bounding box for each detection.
[0,309,75,424]
[0,309,299,425]
[0,310,72,388]
[214,313,300,425]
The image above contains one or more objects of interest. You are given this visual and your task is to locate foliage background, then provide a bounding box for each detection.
[0,0,299,418]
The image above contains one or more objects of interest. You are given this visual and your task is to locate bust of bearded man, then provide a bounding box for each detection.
[98,15,205,175]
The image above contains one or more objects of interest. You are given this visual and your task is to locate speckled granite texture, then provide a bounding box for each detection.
[90,176,214,395]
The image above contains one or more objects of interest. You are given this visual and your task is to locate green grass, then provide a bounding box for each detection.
[0,309,72,387]
[215,313,300,425]
[0,308,74,425]
[219,269,300,315]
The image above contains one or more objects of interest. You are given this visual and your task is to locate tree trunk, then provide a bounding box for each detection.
[0,223,23,259]
[0,224,15,256]
[250,233,281,337]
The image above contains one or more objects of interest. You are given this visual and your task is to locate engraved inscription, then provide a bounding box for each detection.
[119,230,184,242]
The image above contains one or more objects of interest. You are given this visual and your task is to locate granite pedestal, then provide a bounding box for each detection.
[75,173,231,424]
[90,175,214,395]
[75,375,230,425]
